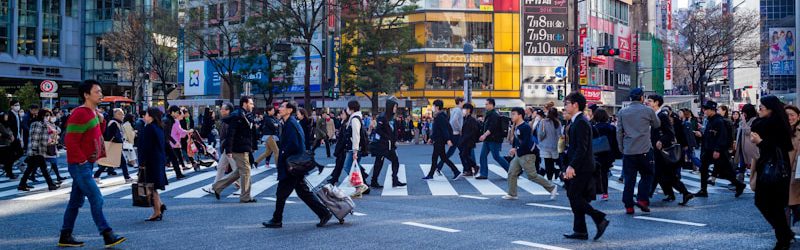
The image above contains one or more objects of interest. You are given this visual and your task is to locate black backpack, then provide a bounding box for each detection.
[345,116,370,156]
[499,115,511,136]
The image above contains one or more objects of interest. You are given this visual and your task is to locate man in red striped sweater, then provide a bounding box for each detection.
[58,80,126,248]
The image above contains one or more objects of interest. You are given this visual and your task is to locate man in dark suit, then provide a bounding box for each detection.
[1,100,23,179]
[263,100,331,229]
[562,92,609,241]
[423,99,462,180]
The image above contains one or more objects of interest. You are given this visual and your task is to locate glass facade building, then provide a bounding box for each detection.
[760,0,796,102]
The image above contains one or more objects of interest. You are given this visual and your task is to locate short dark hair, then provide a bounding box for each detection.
[347,100,360,112]
[168,105,181,115]
[565,92,587,111]
[592,108,610,123]
[146,107,165,128]
[239,96,253,107]
[455,97,464,105]
[79,80,101,103]
[265,106,275,114]
[282,100,297,115]
[29,104,39,110]
[222,102,234,112]
[298,108,309,119]
[511,107,525,116]
[433,99,444,109]
[486,98,496,106]
[9,100,18,106]
[463,103,474,112]
[647,94,664,107]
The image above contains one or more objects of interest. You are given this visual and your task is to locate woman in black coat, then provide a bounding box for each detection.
[138,107,168,221]
[297,109,313,151]
[591,109,620,201]
[750,95,794,249]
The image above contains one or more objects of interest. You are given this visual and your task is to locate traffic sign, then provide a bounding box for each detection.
[40,92,58,98]
[546,85,555,93]
[40,80,58,93]
[554,67,567,79]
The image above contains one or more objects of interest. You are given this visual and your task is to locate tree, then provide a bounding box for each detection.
[16,82,41,110]
[673,7,761,106]
[0,88,9,112]
[101,11,148,105]
[238,8,297,105]
[256,0,327,112]
[186,1,246,104]
[338,0,418,114]
[148,7,180,110]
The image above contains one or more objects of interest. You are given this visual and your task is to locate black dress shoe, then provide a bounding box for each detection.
[392,182,407,188]
[370,183,384,189]
[563,233,589,240]
[240,199,257,203]
[17,186,30,191]
[735,183,746,198]
[694,190,709,197]
[662,196,676,202]
[594,219,610,240]
[317,213,332,227]
[679,193,694,206]
[48,185,60,191]
[263,220,282,228]
[362,188,371,195]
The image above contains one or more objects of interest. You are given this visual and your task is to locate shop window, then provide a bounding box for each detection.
[425,22,493,49]
[0,0,8,54]
[43,0,61,57]
[424,62,493,90]
[424,0,483,10]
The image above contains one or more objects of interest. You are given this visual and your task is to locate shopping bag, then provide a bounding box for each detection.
[349,162,364,187]
[97,141,122,168]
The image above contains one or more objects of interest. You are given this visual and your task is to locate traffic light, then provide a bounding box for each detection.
[596,46,620,56]
[557,89,565,100]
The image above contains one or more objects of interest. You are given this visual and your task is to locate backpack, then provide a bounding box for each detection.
[499,115,511,136]
[345,116,369,157]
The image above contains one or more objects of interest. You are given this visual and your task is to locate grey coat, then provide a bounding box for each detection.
[537,119,561,159]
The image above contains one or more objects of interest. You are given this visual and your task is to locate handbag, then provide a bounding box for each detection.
[661,145,683,163]
[46,144,58,156]
[592,136,611,154]
[349,162,364,187]
[286,121,317,177]
[132,166,153,207]
[97,141,123,167]
[758,147,789,185]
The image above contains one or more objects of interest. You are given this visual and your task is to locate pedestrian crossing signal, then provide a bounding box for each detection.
[596,47,620,56]
[557,89,565,100]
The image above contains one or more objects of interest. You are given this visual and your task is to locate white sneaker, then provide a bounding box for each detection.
[549,188,559,200]
[94,178,102,184]
[502,194,518,200]
[125,178,133,184]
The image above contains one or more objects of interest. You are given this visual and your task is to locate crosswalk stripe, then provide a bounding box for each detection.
[14,169,139,201]
[338,164,374,195]
[487,164,550,195]
[176,166,271,198]
[291,167,333,197]
[0,177,74,198]
[102,171,177,196]
[633,216,707,227]
[382,164,408,196]
[456,164,505,195]
[511,241,572,250]
[244,173,279,198]
[122,169,221,199]
[419,164,457,196]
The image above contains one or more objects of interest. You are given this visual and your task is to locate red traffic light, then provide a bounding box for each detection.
[607,48,618,56]
[596,47,620,56]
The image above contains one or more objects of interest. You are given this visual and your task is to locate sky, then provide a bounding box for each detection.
[676,0,689,9]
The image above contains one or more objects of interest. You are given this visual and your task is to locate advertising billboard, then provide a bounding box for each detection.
[616,25,632,61]
[522,0,569,57]
[184,61,206,96]
[769,28,796,76]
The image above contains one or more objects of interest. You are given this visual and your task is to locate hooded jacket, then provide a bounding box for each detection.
[375,100,398,152]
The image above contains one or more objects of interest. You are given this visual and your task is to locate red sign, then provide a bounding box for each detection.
[666,0,672,30]
[581,87,601,101]
[665,49,672,81]
[590,56,607,65]
[327,0,336,30]
[616,25,632,61]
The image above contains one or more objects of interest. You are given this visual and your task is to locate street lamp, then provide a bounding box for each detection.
[291,38,327,109]
[463,42,473,104]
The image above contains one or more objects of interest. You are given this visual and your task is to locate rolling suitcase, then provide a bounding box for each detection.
[310,181,355,224]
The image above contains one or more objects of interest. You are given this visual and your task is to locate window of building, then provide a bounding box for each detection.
[17,0,37,56]
[425,22,493,49]
[424,62,493,90]
[43,0,61,57]
[0,0,8,54]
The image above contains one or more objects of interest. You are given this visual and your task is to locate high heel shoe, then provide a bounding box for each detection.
[160,204,167,213]
[145,214,163,221]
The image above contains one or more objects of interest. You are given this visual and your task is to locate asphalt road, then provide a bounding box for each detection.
[0,143,796,249]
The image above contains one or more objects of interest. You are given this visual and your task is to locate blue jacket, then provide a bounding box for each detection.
[513,122,534,157]
[137,123,168,189]
[277,116,305,181]
[431,111,452,143]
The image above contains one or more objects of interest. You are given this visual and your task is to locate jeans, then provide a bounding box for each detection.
[61,162,111,234]
[622,152,654,208]
[436,135,461,171]
[479,142,510,177]
[45,157,62,179]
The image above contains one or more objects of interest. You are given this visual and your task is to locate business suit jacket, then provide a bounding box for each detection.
[277,116,305,181]
[565,113,597,199]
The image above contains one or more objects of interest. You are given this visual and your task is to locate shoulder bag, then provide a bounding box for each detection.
[132,165,153,207]
[758,147,789,185]
[286,121,317,177]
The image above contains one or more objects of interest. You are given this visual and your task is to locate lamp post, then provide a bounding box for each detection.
[291,38,327,109]
[463,42,473,103]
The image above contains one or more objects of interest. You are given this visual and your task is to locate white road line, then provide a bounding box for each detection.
[352,212,367,216]
[401,222,460,233]
[456,164,506,195]
[511,240,572,250]
[102,171,177,196]
[246,173,280,198]
[15,169,139,200]
[176,166,271,198]
[526,203,572,211]
[0,179,74,198]
[633,216,706,227]
[338,164,374,195]
[122,169,220,199]
[263,197,296,203]
[488,164,550,195]
[382,164,408,196]
[291,167,333,197]
[459,195,489,200]
[419,164,458,196]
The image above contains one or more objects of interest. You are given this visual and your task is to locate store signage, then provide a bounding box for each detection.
[40,80,58,93]
[428,54,492,63]
[522,0,568,56]
[581,87,601,101]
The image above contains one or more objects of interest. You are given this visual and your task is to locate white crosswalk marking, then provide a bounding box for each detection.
[15,169,139,200]
[382,164,408,196]
[487,164,550,195]
[245,173,279,198]
[102,171,177,196]
[455,164,505,195]
[419,164,457,196]
[338,164,374,195]
[176,166,270,198]
[0,179,73,198]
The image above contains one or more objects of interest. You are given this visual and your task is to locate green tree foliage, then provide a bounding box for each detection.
[16,82,41,110]
[338,0,419,114]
